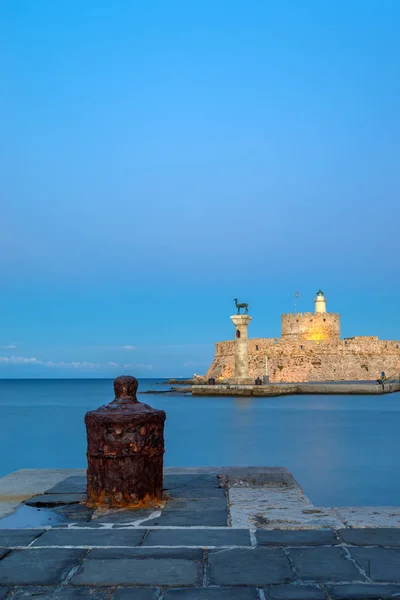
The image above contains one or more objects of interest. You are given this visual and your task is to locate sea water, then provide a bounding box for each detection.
[0,378,399,507]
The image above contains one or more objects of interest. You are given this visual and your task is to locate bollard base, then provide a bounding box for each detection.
[86,456,164,509]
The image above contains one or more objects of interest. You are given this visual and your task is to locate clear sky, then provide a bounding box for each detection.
[1,0,399,377]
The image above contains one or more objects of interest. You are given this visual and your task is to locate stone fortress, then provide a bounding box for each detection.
[205,291,400,383]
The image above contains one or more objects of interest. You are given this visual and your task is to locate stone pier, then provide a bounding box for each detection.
[2,467,400,596]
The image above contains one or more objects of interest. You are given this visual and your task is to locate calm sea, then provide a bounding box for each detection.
[0,378,399,507]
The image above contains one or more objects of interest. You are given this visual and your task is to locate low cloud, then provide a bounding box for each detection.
[0,356,100,369]
[0,356,154,372]
[122,346,135,351]
[109,362,153,370]
[1,345,16,349]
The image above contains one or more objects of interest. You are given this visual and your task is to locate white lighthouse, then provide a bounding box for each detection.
[314,289,327,313]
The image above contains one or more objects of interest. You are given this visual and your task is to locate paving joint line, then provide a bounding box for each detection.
[226,486,232,528]
[139,529,150,546]
[334,529,347,545]
[60,548,89,586]
[104,587,117,600]
[343,546,371,583]
[249,528,257,546]
[321,583,333,600]
[258,587,267,600]
[282,546,300,583]
[26,529,47,547]
[202,549,209,586]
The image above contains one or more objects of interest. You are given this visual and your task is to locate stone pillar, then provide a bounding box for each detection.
[85,376,166,508]
[263,355,270,383]
[230,314,252,384]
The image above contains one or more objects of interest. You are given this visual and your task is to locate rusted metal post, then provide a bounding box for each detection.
[85,375,166,508]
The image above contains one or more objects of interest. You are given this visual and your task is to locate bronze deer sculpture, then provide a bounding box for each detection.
[234,298,248,315]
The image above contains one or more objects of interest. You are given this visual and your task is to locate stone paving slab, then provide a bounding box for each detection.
[249,508,344,530]
[25,494,86,507]
[165,487,226,499]
[164,589,259,599]
[142,528,251,547]
[0,469,86,498]
[88,547,204,560]
[256,529,339,546]
[335,507,400,528]
[10,587,109,599]
[145,509,227,526]
[164,498,227,511]
[0,529,45,547]
[327,583,400,599]
[45,476,87,495]
[113,589,160,600]
[163,475,221,489]
[32,528,146,547]
[0,548,86,585]
[54,504,94,523]
[93,509,156,524]
[208,548,293,585]
[228,485,345,529]
[228,487,312,506]
[349,547,400,582]
[288,547,365,582]
[0,504,92,529]
[338,527,400,547]
[264,584,325,599]
[71,558,202,586]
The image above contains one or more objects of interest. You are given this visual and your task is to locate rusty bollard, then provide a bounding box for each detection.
[85,375,166,508]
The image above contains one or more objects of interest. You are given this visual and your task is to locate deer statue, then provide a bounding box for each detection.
[234,298,249,315]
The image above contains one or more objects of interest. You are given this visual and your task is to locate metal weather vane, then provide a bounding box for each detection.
[294,292,300,315]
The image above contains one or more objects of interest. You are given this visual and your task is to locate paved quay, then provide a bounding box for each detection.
[0,468,399,598]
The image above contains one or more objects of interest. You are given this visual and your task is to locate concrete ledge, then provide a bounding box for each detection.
[298,381,400,394]
[192,381,400,396]
[192,384,298,396]
[0,469,87,518]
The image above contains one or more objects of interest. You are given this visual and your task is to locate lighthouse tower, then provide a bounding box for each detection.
[314,290,327,314]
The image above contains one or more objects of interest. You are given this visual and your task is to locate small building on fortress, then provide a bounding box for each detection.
[205,291,400,383]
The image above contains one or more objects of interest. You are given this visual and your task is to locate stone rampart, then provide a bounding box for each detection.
[207,341,235,379]
[206,337,400,382]
[281,312,340,342]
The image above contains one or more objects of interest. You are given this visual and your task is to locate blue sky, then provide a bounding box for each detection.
[1,0,399,377]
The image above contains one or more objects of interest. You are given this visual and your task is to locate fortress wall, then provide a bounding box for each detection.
[215,341,235,356]
[269,353,400,382]
[206,341,235,379]
[281,312,340,341]
[205,337,400,382]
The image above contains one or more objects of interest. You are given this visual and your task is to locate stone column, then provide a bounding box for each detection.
[264,355,270,384]
[230,314,252,384]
